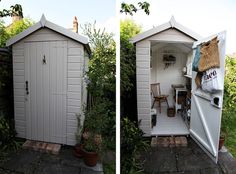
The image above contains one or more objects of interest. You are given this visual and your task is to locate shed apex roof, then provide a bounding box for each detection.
[130,16,202,43]
[6,14,90,53]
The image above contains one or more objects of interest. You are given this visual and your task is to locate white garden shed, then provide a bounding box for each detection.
[6,15,90,145]
[131,16,226,163]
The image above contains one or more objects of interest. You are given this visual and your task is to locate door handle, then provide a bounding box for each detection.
[25,81,29,95]
[42,55,46,64]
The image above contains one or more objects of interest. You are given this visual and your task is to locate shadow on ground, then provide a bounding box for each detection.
[142,138,224,174]
[0,146,103,174]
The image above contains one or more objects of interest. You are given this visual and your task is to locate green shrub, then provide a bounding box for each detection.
[222,56,236,135]
[121,117,149,174]
[82,99,115,151]
[0,115,20,151]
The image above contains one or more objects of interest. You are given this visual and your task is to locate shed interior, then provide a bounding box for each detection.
[150,41,193,136]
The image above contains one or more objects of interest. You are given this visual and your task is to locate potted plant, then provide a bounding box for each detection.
[74,113,84,158]
[219,119,229,150]
[219,132,226,150]
[82,133,100,167]
[79,102,106,166]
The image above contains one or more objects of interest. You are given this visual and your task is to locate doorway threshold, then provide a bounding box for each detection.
[151,107,189,136]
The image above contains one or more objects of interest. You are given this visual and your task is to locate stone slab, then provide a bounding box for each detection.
[1,146,104,174]
[1,149,41,173]
[144,138,222,173]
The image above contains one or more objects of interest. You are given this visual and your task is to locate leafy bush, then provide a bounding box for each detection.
[120,19,142,121]
[82,22,115,104]
[83,99,115,151]
[222,56,236,135]
[121,117,148,174]
[0,18,34,47]
[81,22,116,152]
[0,115,19,151]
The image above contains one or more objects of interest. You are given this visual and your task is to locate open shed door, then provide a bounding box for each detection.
[190,31,226,163]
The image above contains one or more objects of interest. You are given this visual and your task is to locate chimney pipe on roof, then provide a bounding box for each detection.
[73,16,78,33]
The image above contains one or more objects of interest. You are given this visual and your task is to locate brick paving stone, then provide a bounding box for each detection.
[169,137,175,147]
[156,137,169,147]
[52,144,61,155]
[151,137,157,147]
[22,140,32,149]
[40,143,47,153]
[34,142,41,151]
[179,136,188,147]
[175,137,182,147]
[46,143,54,153]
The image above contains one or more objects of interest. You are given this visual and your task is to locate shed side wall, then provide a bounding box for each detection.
[13,41,26,138]
[67,39,84,145]
[136,40,151,135]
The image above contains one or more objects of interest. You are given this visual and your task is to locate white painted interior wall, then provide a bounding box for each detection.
[151,45,187,107]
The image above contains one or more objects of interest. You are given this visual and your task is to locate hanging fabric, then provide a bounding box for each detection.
[192,46,201,72]
[198,37,220,72]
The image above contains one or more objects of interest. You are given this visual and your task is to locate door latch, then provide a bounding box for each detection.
[25,81,29,95]
[42,55,46,64]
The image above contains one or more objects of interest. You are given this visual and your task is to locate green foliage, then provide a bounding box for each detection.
[82,22,115,103]
[0,115,20,151]
[120,2,150,15]
[6,18,34,37]
[121,117,149,174]
[120,19,141,93]
[81,22,116,152]
[82,99,115,150]
[0,21,8,47]
[120,19,141,121]
[75,113,84,143]
[0,18,34,47]
[221,56,236,157]
[222,56,236,135]
[103,161,115,174]
[83,134,100,153]
[0,3,23,17]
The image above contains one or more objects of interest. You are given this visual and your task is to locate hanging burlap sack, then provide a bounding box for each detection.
[198,37,220,72]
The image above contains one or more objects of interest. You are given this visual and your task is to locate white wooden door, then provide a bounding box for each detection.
[25,41,67,144]
[190,31,226,163]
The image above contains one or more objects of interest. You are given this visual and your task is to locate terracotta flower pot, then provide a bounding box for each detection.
[82,149,99,167]
[74,144,84,158]
[219,136,225,150]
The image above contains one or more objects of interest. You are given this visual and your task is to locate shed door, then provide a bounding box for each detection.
[190,31,226,163]
[25,41,67,144]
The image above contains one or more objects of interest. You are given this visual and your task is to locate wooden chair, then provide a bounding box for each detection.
[151,83,169,113]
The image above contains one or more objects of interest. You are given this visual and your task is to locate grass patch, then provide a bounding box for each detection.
[224,116,236,157]
[103,160,115,174]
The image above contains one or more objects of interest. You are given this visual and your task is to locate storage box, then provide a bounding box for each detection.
[167,107,175,117]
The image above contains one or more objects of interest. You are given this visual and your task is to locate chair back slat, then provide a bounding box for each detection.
[151,83,161,97]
